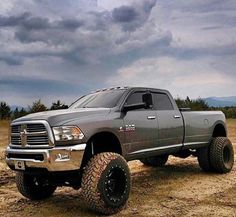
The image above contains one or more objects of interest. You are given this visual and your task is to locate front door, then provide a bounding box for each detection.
[123,91,158,156]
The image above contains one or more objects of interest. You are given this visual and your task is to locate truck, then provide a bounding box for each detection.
[5,87,234,215]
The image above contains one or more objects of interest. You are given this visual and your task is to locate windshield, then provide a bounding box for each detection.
[70,89,126,109]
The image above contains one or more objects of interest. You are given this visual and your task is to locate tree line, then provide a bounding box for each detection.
[0,97,236,120]
[175,97,236,119]
[0,100,68,120]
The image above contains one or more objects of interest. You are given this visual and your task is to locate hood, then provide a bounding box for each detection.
[13,108,111,126]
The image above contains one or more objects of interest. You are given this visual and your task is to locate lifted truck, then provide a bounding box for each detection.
[6,87,234,214]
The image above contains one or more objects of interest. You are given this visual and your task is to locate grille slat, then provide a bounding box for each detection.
[12,140,21,142]
[27,139,48,141]
[27,137,48,141]
[27,142,48,145]
[12,125,20,133]
[27,124,46,133]
[11,123,50,147]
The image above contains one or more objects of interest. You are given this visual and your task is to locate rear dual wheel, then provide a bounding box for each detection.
[197,137,234,173]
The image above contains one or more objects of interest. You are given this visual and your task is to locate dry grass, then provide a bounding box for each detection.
[0,120,10,149]
[227,119,236,143]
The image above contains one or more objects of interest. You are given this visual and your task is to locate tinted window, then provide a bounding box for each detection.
[70,90,125,109]
[152,93,174,110]
[125,92,145,105]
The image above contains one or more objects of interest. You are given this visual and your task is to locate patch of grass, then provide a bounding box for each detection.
[226,119,236,144]
[0,120,10,127]
[0,120,10,148]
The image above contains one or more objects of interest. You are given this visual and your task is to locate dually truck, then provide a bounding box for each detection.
[5,87,234,214]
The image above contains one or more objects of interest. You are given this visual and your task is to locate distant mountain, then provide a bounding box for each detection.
[204,96,236,107]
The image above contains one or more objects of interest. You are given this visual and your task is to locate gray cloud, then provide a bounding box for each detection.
[21,16,50,30]
[0,12,30,27]
[112,0,157,30]
[14,15,84,43]
[0,53,23,65]
[0,12,51,30]
[0,12,82,46]
[57,19,84,30]
[0,75,90,107]
[0,0,236,106]
[0,0,161,66]
[112,6,138,23]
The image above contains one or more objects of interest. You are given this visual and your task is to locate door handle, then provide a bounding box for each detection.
[174,115,181,119]
[147,116,156,120]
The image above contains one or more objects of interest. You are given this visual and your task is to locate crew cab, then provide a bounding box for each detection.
[5,87,234,215]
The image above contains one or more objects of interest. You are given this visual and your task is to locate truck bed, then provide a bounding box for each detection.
[182,111,226,148]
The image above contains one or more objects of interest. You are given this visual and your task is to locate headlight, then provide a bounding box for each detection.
[52,126,84,141]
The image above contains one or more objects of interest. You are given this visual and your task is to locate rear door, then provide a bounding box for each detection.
[151,91,184,149]
[123,91,158,156]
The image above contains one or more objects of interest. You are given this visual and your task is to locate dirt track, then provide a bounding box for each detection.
[0,120,236,216]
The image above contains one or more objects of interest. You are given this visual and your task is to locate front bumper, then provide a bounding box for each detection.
[5,143,86,172]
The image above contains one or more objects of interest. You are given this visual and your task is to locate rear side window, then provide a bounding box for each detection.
[125,92,145,105]
[152,93,174,110]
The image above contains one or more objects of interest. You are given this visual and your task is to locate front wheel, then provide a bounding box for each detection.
[81,152,131,215]
[16,172,56,200]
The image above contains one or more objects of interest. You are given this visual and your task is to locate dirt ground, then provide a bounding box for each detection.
[0,120,236,217]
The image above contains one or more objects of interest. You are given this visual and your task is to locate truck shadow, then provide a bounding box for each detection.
[7,158,209,216]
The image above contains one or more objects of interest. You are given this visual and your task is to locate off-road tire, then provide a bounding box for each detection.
[81,152,131,215]
[16,172,56,200]
[140,155,169,167]
[197,146,213,172]
[209,137,234,173]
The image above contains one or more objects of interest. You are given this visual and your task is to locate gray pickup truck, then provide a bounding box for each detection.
[6,87,234,214]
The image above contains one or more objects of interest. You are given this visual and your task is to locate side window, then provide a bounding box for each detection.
[125,92,145,105]
[152,93,174,110]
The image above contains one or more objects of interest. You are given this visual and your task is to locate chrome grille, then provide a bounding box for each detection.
[11,122,52,148]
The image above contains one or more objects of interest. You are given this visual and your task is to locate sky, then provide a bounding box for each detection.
[0,0,236,107]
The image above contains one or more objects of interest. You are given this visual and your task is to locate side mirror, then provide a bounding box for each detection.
[123,103,146,112]
[142,93,153,108]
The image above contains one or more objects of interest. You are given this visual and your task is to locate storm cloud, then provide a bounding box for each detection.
[112,6,138,23]
[0,0,161,66]
[0,0,236,106]
[112,0,156,30]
